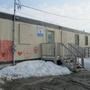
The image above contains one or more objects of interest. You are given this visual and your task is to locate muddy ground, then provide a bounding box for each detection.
[1,71,90,90]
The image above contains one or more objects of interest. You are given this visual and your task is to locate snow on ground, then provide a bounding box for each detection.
[0,60,71,79]
[83,58,90,71]
[78,58,90,71]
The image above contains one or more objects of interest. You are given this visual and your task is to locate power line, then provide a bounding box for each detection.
[16,3,90,21]
[16,10,90,29]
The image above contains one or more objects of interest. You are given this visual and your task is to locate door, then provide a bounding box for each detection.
[47,30,55,43]
[75,34,79,45]
[46,30,55,56]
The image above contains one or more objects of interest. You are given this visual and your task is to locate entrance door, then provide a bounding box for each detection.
[46,30,55,57]
[75,34,79,45]
[47,31,55,43]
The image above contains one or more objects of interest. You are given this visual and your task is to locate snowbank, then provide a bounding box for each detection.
[0,60,71,79]
[79,58,90,71]
[83,58,90,71]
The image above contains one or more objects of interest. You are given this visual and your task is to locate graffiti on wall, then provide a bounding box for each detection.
[17,46,39,57]
[0,40,13,62]
[17,51,22,56]
[0,40,40,61]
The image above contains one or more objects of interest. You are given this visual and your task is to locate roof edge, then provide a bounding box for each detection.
[0,11,90,35]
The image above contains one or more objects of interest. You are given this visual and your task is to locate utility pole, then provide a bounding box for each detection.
[12,0,21,65]
[12,0,16,65]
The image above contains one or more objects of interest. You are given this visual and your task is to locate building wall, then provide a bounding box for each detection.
[79,33,85,47]
[61,29,90,47]
[14,22,44,60]
[0,18,13,62]
[61,30,75,44]
[14,22,61,61]
[0,17,90,62]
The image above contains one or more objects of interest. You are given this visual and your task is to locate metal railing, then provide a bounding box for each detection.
[40,43,84,71]
[58,43,78,70]
[67,43,84,68]
[68,43,84,57]
[40,43,56,60]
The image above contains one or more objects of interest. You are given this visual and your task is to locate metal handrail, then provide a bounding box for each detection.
[58,43,78,70]
[40,43,84,70]
[40,43,55,56]
[68,43,84,68]
[59,43,77,57]
[68,43,84,56]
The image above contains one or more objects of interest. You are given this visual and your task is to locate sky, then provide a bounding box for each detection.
[0,0,90,32]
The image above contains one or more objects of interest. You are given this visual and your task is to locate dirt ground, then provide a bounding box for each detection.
[1,71,90,90]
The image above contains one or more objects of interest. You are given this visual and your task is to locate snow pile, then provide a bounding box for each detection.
[79,58,90,71]
[83,58,90,71]
[0,60,71,79]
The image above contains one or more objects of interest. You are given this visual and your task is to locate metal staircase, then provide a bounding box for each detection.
[68,43,84,68]
[40,43,85,71]
[68,43,84,57]
[57,43,84,71]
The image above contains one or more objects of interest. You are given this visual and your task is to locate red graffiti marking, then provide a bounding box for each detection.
[1,52,6,57]
[17,51,22,56]
[0,40,13,62]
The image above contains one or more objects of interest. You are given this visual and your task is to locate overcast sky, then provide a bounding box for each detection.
[0,0,90,32]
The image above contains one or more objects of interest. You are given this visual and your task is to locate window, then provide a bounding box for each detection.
[85,36,88,45]
[75,34,79,45]
[47,31,55,43]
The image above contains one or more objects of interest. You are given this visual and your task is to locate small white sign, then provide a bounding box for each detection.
[37,26,44,37]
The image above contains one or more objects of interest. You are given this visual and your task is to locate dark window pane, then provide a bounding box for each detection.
[85,36,88,45]
[75,34,79,45]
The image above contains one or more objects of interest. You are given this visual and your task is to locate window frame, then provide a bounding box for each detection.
[85,36,88,46]
[75,34,79,45]
[47,30,55,43]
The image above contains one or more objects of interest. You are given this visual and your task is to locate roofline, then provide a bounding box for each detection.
[0,12,90,35]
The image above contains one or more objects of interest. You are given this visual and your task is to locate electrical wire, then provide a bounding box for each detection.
[16,3,90,21]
